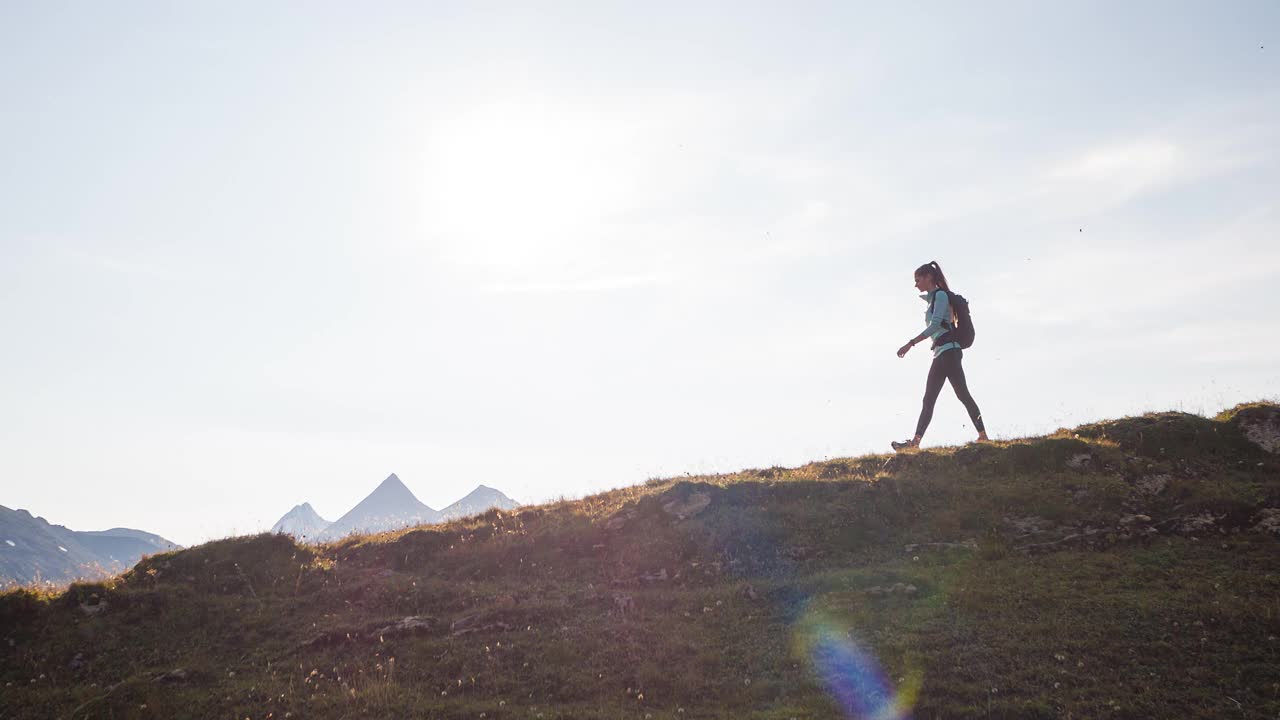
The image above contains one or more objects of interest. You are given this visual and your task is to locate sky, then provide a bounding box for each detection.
[2,2,1277,547]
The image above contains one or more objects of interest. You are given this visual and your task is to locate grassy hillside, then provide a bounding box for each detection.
[3,403,1279,719]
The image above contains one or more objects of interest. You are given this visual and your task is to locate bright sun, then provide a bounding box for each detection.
[420,99,630,270]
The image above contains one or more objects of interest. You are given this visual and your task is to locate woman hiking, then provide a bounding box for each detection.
[892,261,988,451]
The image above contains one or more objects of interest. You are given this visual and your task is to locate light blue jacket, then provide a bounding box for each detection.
[918,289,960,357]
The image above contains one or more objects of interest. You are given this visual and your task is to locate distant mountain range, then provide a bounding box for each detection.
[0,505,180,587]
[270,474,520,542]
[0,475,519,586]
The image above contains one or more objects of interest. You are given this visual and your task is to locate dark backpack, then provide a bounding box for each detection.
[933,290,975,349]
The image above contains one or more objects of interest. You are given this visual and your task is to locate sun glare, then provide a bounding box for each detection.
[420,99,630,270]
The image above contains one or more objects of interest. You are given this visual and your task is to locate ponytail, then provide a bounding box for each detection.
[915,261,956,324]
[914,260,951,292]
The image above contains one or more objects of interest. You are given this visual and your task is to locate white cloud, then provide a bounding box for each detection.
[1050,139,1183,188]
[480,270,678,295]
[57,246,167,277]
[1036,115,1274,220]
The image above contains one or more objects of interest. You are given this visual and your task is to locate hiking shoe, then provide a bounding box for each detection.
[890,439,917,452]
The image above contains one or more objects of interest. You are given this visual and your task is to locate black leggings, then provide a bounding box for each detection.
[915,348,984,437]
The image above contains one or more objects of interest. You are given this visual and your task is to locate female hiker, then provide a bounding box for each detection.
[892,261,988,450]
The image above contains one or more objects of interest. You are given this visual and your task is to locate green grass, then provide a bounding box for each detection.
[2,402,1279,719]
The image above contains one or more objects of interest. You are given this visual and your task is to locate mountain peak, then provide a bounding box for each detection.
[366,474,421,503]
[316,474,440,540]
[270,502,331,540]
[440,485,520,521]
[279,502,319,517]
[269,477,520,542]
[375,473,410,492]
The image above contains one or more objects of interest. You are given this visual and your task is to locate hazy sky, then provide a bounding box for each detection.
[2,2,1277,546]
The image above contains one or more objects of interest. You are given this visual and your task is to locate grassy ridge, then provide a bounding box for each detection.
[2,404,1279,719]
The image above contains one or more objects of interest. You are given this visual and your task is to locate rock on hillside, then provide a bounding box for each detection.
[1231,402,1280,453]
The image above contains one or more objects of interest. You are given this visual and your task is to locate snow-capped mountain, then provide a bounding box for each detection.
[270,475,521,543]
[439,485,520,521]
[0,506,180,586]
[269,503,331,541]
[316,473,442,540]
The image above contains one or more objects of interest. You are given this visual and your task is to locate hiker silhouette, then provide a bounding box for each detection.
[893,261,988,450]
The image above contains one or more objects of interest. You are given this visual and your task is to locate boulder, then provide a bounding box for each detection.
[1170,512,1225,535]
[297,615,440,651]
[377,616,436,635]
[78,600,106,617]
[1236,405,1280,454]
[604,509,637,531]
[1067,453,1093,470]
[662,492,711,520]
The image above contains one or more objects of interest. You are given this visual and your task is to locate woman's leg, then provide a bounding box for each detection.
[913,354,949,439]
[943,349,985,434]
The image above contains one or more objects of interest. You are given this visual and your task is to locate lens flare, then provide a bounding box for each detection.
[794,608,921,719]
